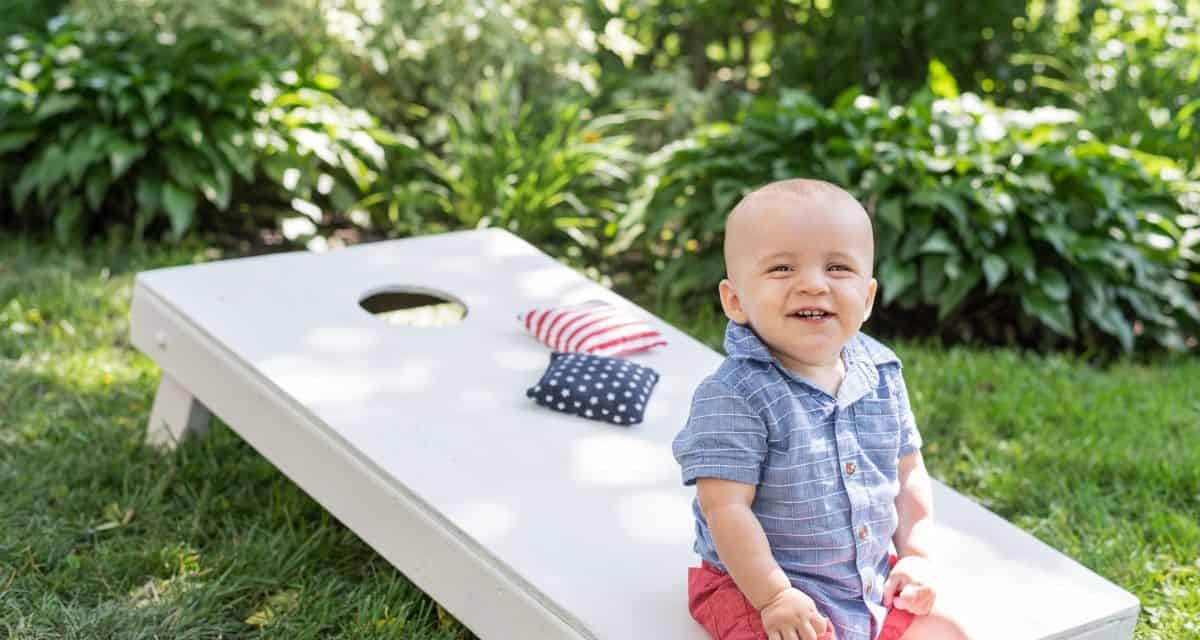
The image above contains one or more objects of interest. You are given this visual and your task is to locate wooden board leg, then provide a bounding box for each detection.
[145,371,211,450]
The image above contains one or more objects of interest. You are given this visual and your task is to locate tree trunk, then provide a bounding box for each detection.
[685,24,710,89]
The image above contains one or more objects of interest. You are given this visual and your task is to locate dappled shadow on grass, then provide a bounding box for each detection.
[0,364,475,640]
[1,232,475,638]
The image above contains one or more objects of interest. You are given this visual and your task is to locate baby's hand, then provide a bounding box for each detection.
[758,586,829,640]
[882,555,937,616]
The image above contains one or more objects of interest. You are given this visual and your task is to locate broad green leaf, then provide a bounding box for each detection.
[109,141,147,179]
[368,128,419,150]
[878,259,918,306]
[927,59,959,99]
[65,143,102,186]
[876,198,903,230]
[713,178,745,216]
[910,191,968,230]
[938,265,981,320]
[12,158,44,210]
[982,254,1008,292]
[84,167,111,211]
[131,115,152,140]
[162,148,206,188]
[875,217,901,259]
[85,125,115,152]
[0,131,36,153]
[1004,244,1036,282]
[1083,294,1133,352]
[917,230,958,256]
[34,145,67,203]
[133,176,163,241]
[1021,288,1075,338]
[198,166,232,210]
[34,93,81,121]
[920,255,948,304]
[8,77,36,96]
[833,86,863,111]
[135,175,162,215]
[312,73,341,90]
[1037,224,1074,254]
[898,210,934,260]
[161,181,196,239]
[173,117,204,146]
[217,140,255,181]
[1039,268,1071,302]
[140,75,171,109]
[116,91,139,117]
[54,198,83,245]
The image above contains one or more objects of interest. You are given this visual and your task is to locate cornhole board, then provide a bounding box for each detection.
[129,228,1139,639]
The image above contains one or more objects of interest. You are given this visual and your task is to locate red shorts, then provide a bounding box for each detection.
[687,557,916,640]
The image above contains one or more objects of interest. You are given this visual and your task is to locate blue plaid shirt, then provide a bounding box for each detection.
[673,321,923,640]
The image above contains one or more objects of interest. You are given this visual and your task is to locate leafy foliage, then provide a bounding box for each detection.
[1009,0,1200,169]
[362,77,645,271]
[585,0,1029,103]
[0,1,68,37]
[641,64,1200,353]
[0,18,407,243]
[68,0,625,138]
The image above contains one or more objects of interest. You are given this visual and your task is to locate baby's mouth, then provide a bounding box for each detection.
[788,309,835,320]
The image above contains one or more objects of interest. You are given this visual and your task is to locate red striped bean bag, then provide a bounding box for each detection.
[518,300,667,358]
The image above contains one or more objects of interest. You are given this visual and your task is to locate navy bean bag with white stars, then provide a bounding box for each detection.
[526,352,660,425]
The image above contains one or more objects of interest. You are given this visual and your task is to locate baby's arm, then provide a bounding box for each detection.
[884,450,938,615]
[696,477,790,606]
[893,450,935,558]
[697,478,829,639]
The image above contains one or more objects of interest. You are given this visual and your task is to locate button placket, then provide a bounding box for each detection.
[836,403,872,590]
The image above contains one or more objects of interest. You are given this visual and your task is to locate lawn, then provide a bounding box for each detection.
[2,235,1197,639]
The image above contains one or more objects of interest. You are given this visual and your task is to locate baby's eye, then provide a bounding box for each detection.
[827,264,852,272]
[768,264,793,273]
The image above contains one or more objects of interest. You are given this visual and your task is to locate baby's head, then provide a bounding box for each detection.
[718,179,878,372]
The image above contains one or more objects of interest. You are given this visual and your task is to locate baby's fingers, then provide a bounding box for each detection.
[895,584,935,615]
[881,572,908,608]
[767,623,811,640]
[809,615,829,637]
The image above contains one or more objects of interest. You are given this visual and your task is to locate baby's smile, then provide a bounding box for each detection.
[788,307,836,321]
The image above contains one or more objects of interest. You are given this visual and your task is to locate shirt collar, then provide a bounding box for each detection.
[723,320,879,408]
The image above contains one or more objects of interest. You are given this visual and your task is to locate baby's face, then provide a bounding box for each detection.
[719,190,877,372]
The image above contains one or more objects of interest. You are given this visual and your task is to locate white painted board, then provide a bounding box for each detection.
[130,228,1137,639]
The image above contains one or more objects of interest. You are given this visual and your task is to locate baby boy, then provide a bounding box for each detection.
[672,179,968,640]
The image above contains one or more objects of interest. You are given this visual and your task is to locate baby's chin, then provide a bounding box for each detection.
[767,341,846,369]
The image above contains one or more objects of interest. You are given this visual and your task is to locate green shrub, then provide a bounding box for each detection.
[0,1,69,37]
[1010,0,1200,169]
[364,76,646,271]
[640,63,1200,354]
[68,0,618,140]
[0,18,408,243]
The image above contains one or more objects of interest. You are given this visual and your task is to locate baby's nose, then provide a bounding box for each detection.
[792,269,829,294]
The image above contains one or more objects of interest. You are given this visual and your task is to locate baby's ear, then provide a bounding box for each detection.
[863,277,878,322]
[718,279,748,324]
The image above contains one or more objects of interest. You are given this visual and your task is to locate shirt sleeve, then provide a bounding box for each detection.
[892,369,924,457]
[672,377,768,486]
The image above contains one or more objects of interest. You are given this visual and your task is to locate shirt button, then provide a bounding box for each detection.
[858,525,869,540]
[845,461,857,475]
[865,582,873,594]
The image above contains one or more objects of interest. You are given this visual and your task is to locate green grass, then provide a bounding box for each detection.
[3,234,1198,639]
